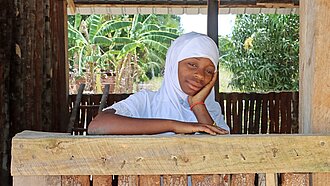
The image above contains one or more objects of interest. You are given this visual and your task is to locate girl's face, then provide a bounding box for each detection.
[178,57,215,96]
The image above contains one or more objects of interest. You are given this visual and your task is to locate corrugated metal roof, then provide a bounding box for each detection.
[68,0,299,15]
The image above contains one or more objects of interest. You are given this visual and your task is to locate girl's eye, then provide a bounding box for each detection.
[188,63,197,68]
[206,69,214,75]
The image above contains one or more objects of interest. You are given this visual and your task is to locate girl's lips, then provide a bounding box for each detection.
[187,81,202,91]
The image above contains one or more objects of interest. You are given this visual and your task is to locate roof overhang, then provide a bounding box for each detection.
[67,0,299,15]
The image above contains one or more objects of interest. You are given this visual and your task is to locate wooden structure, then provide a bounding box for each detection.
[11,130,330,185]
[68,92,299,134]
[1,0,330,185]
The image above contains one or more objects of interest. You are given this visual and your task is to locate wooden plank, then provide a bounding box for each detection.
[265,173,276,186]
[280,92,288,134]
[232,93,239,134]
[191,174,221,185]
[67,84,85,132]
[163,175,187,186]
[231,173,255,186]
[274,93,280,133]
[237,95,243,134]
[256,0,295,8]
[261,94,268,134]
[300,0,330,183]
[13,176,61,186]
[11,131,330,176]
[281,173,309,186]
[268,93,275,134]
[226,95,232,131]
[254,96,262,134]
[61,175,90,186]
[139,175,160,185]
[118,175,138,186]
[93,175,113,186]
[243,96,250,134]
[248,94,255,134]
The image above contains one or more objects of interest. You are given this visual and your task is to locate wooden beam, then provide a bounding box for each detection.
[67,0,76,14]
[72,3,299,9]
[256,0,295,8]
[300,0,330,184]
[11,131,329,176]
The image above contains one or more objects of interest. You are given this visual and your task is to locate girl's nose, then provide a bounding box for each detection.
[194,69,205,82]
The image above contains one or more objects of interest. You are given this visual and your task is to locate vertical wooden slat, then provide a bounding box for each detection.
[118,175,139,186]
[62,175,90,186]
[93,175,113,186]
[286,93,292,134]
[86,95,94,126]
[280,92,288,133]
[226,94,232,131]
[274,93,280,133]
[163,175,187,186]
[0,0,14,184]
[254,95,262,134]
[243,95,250,134]
[237,94,243,134]
[261,94,268,134]
[291,92,299,133]
[265,173,277,186]
[231,173,255,186]
[218,93,225,116]
[268,93,275,133]
[139,175,161,185]
[52,0,69,132]
[33,0,43,131]
[191,174,222,185]
[232,93,239,134]
[248,94,255,134]
[99,84,110,113]
[281,173,309,186]
[67,84,85,132]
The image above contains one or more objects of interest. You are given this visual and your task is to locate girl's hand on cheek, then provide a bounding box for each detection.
[189,72,217,104]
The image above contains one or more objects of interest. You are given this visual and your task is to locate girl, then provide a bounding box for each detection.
[88,32,230,135]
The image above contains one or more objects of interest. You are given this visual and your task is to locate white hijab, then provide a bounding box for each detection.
[110,32,229,130]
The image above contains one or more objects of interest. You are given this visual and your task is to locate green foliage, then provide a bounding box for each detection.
[68,14,181,93]
[220,14,299,92]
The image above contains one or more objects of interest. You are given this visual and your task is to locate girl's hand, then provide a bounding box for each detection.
[188,72,217,105]
[173,121,229,135]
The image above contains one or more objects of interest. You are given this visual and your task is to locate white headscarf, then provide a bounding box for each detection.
[109,32,229,131]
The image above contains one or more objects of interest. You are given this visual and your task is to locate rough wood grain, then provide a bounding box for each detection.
[191,174,222,186]
[61,175,90,186]
[163,175,187,186]
[13,176,61,186]
[139,175,160,185]
[300,0,330,184]
[93,175,113,186]
[11,131,330,176]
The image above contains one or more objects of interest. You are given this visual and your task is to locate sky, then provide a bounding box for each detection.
[180,14,236,36]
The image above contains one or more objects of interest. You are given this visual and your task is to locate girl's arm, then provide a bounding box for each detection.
[188,73,229,133]
[87,109,227,135]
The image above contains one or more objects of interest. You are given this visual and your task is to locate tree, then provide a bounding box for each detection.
[220,14,299,92]
[68,14,181,93]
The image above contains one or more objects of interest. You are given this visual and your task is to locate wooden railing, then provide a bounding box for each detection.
[68,92,299,134]
[11,131,329,186]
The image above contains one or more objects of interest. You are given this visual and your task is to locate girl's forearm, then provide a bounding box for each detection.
[88,110,178,135]
[190,104,213,125]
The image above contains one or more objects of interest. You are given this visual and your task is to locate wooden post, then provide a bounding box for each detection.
[207,0,220,94]
[300,0,330,185]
